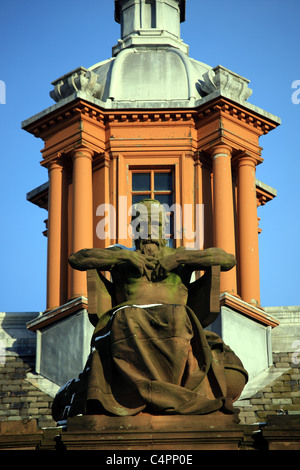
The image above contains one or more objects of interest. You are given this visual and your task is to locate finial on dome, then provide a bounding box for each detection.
[114,0,186,26]
[113,0,188,55]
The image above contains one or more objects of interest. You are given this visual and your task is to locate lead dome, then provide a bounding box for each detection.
[50,0,253,109]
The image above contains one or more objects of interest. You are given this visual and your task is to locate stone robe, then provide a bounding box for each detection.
[52,304,247,421]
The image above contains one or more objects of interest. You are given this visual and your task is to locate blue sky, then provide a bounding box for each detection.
[0,0,299,312]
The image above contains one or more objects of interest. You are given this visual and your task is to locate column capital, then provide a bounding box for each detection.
[46,153,64,171]
[233,151,259,168]
[210,145,233,158]
[48,160,63,172]
[72,147,94,161]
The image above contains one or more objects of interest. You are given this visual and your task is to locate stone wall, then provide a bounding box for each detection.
[0,355,55,426]
[237,352,300,424]
[0,312,56,427]
[237,306,300,425]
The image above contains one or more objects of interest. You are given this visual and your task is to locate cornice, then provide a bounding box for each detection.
[195,97,279,136]
[23,99,198,137]
[23,100,105,139]
[22,96,279,171]
[220,293,280,328]
[256,179,277,207]
[22,93,280,144]
[106,111,195,124]
[27,297,88,332]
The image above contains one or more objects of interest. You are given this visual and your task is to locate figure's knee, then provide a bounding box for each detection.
[223,347,248,402]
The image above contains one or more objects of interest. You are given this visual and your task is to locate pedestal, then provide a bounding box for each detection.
[60,413,247,451]
[261,415,300,450]
[27,298,94,387]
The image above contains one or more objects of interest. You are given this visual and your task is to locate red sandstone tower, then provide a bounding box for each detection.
[23,0,280,386]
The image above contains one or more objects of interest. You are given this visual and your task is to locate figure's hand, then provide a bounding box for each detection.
[153,253,180,280]
[68,248,158,279]
[219,251,236,271]
[203,248,236,271]
[119,250,157,279]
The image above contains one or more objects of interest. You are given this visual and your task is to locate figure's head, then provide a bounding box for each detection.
[130,198,167,250]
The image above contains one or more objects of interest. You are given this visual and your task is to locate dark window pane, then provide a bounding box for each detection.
[163,212,174,237]
[132,194,151,205]
[132,173,151,191]
[167,213,174,235]
[154,172,172,191]
[155,193,173,207]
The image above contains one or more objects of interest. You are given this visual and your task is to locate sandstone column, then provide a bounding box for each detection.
[212,145,237,295]
[47,160,63,310]
[71,147,94,298]
[236,154,260,305]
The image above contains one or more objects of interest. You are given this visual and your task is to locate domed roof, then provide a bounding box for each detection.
[49,0,253,110]
[87,0,211,108]
[88,47,211,107]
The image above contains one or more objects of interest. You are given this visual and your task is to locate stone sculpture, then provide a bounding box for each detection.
[52,199,248,422]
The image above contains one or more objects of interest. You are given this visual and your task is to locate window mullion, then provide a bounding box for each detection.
[150,170,155,199]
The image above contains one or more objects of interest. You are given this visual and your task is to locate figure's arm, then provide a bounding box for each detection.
[69,248,157,276]
[175,247,236,272]
[155,247,236,279]
[69,248,124,271]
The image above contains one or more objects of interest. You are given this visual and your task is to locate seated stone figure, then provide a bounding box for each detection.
[52,199,248,422]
